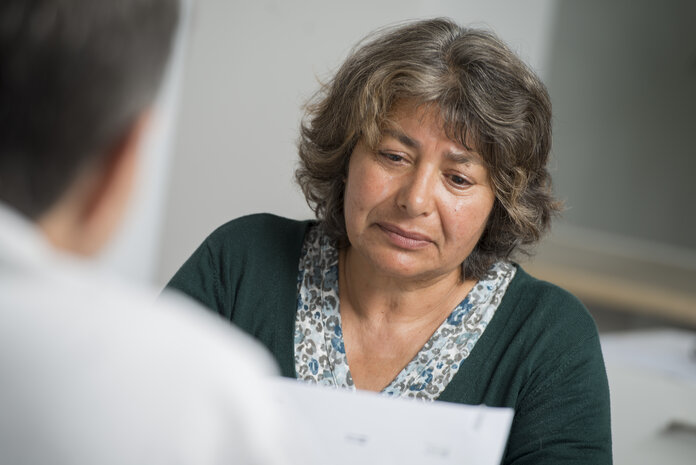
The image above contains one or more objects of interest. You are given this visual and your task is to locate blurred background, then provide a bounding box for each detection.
[97,1,696,464]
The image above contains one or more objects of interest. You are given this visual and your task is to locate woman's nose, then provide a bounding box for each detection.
[396,167,436,217]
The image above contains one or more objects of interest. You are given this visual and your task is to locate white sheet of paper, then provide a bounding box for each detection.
[271,378,513,465]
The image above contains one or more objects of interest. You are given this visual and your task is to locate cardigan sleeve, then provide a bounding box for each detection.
[166,238,225,316]
[164,214,311,376]
[164,214,278,320]
[501,280,612,465]
[165,213,296,321]
[504,333,612,464]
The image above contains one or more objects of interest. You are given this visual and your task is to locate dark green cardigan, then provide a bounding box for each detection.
[167,213,612,465]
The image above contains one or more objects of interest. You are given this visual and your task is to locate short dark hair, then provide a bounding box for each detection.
[0,0,180,219]
[296,18,560,280]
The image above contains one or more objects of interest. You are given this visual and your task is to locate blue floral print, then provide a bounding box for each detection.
[294,224,516,400]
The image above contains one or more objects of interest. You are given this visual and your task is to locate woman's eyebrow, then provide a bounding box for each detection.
[383,127,482,165]
[445,151,481,165]
[383,128,420,149]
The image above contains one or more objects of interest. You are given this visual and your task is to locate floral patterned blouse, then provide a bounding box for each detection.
[294,224,516,401]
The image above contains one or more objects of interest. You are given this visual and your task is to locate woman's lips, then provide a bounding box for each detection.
[377,223,433,249]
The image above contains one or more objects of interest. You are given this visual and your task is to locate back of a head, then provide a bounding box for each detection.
[0,0,180,220]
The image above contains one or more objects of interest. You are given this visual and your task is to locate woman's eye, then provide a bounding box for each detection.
[379,151,404,163]
[449,174,471,187]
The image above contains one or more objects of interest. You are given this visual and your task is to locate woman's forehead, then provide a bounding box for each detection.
[380,100,482,159]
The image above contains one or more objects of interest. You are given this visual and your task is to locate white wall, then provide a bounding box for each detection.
[547,0,696,252]
[156,0,556,284]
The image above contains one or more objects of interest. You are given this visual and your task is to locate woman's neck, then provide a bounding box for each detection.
[338,246,475,327]
[338,246,477,391]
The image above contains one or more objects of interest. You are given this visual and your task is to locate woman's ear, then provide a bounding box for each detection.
[38,111,152,256]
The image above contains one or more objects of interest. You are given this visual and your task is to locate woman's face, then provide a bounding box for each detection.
[343,101,496,284]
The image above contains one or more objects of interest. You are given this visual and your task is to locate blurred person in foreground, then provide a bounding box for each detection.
[0,1,291,464]
[168,18,612,464]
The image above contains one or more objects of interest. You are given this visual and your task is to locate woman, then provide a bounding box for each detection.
[168,18,611,464]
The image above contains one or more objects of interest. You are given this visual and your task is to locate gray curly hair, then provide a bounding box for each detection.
[296,17,560,280]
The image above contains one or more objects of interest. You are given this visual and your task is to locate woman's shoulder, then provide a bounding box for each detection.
[509,264,590,311]
[502,264,600,342]
[165,214,315,318]
[182,213,315,280]
[197,214,315,262]
[205,213,314,246]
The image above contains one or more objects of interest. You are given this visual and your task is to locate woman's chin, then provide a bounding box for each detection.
[353,249,456,285]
